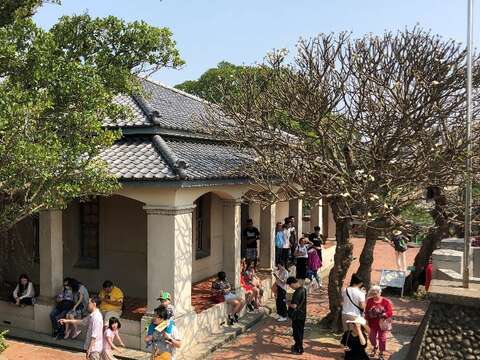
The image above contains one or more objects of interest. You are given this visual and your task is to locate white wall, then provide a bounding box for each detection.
[192,193,224,282]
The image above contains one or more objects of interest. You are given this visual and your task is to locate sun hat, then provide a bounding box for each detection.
[346,316,367,326]
[157,291,171,301]
[392,229,402,236]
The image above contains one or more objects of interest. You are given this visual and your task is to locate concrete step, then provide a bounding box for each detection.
[0,324,150,360]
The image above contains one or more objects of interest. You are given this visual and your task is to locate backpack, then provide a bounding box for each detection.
[307,248,322,271]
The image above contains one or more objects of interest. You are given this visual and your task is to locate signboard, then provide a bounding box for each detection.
[379,269,406,297]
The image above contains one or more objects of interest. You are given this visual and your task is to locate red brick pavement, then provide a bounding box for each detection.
[3,340,83,359]
[209,238,428,360]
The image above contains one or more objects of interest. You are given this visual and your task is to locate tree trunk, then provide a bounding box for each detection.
[356,219,382,289]
[404,189,449,294]
[321,197,353,331]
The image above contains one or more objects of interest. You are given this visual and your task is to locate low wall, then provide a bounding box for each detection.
[408,279,480,360]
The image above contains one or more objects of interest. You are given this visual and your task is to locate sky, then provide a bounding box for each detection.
[34,0,474,87]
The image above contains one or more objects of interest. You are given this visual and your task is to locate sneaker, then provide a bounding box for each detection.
[227,316,234,326]
[234,314,239,323]
[277,317,288,322]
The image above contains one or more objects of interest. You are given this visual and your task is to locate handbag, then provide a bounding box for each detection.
[379,317,392,331]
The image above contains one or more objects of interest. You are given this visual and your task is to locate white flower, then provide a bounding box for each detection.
[341,192,350,198]
[370,194,379,201]
[431,80,440,86]
[368,175,375,181]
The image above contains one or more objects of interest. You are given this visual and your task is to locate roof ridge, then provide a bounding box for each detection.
[132,93,160,125]
[151,134,189,179]
[142,77,212,106]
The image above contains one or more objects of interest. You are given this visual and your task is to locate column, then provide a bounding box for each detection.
[259,203,276,270]
[223,200,242,290]
[144,205,194,315]
[310,199,323,233]
[289,198,303,236]
[39,209,63,298]
[325,203,336,240]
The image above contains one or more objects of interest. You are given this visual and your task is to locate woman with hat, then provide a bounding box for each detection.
[342,316,370,360]
[391,229,408,272]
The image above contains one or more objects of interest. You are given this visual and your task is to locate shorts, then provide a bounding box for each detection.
[246,248,258,260]
[101,310,122,326]
[224,292,238,302]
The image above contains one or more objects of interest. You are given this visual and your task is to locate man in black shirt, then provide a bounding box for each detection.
[243,219,260,268]
[287,276,307,355]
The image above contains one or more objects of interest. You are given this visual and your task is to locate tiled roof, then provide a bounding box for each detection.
[100,138,175,180]
[165,138,248,180]
[100,136,249,181]
[104,95,150,128]
[99,79,250,183]
[140,79,207,132]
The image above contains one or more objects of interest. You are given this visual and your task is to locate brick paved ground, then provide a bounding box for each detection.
[209,238,428,360]
[2,340,83,359]
[1,238,427,360]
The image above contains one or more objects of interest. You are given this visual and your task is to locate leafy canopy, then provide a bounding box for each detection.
[0,1,184,230]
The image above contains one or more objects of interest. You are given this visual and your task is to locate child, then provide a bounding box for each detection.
[307,246,322,288]
[102,317,125,360]
[145,306,181,360]
[157,291,175,319]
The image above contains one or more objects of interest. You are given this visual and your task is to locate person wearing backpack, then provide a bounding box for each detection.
[341,274,366,331]
[391,229,408,272]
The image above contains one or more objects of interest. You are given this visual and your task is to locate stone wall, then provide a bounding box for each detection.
[417,302,480,360]
[408,280,480,360]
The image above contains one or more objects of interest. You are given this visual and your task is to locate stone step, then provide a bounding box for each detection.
[0,324,150,360]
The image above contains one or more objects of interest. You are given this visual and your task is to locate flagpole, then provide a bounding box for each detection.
[464,0,474,289]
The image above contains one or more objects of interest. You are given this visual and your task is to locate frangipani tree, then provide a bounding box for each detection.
[206,28,479,330]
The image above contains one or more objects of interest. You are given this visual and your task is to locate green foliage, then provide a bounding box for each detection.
[175,61,261,104]
[0,1,184,230]
[401,204,434,226]
[0,330,7,353]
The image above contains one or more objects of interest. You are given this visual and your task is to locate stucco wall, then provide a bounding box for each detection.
[0,217,40,286]
[192,193,224,283]
[63,196,147,298]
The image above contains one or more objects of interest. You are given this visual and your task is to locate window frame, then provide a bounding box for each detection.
[76,198,100,269]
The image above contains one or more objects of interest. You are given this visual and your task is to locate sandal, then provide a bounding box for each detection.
[370,347,377,357]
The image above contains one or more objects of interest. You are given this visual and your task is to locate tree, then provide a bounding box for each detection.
[0,1,184,230]
[206,29,478,330]
[175,61,262,104]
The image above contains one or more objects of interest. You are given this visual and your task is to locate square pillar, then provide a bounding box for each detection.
[326,203,336,240]
[223,200,242,289]
[144,205,194,315]
[289,198,303,236]
[39,209,63,298]
[310,199,323,233]
[259,203,276,270]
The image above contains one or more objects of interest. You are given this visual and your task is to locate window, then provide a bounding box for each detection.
[195,194,211,259]
[32,213,40,263]
[77,198,100,268]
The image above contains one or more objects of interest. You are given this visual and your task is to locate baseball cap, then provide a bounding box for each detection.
[157,291,171,301]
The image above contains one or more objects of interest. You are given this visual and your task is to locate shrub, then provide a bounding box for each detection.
[0,330,7,353]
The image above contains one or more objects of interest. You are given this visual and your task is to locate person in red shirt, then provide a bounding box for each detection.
[365,285,393,360]
[425,259,433,291]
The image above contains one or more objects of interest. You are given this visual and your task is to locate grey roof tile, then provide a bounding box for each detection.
[164,137,249,180]
[103,95,150,128]
[100,137,176,180]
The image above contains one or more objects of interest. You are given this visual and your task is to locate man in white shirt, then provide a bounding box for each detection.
[341,274,366,331]
[60,297,104,360]
[273,261,289,322]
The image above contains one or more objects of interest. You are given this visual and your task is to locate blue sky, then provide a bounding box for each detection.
[35,0,473,87]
